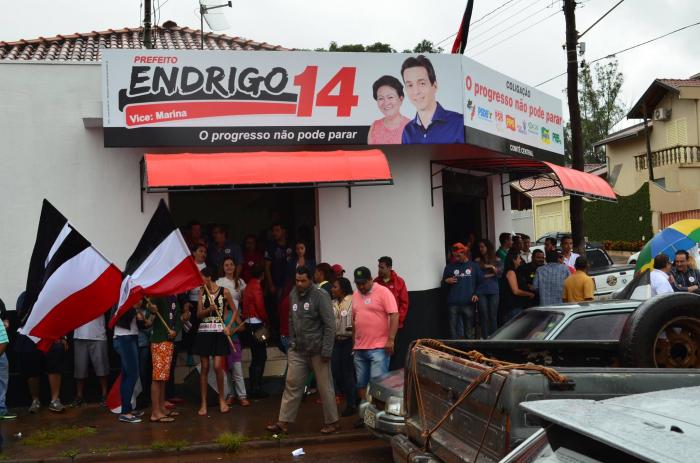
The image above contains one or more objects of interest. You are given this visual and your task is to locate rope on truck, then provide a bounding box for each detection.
[405,338,569,461]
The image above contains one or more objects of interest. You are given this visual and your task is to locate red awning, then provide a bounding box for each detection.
[436,154,616,202]
[144,150,392,190]
[542,162,616,201]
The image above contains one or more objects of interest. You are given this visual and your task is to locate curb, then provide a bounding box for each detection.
[4,430,372,463]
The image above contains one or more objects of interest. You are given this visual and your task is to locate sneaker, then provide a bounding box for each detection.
[68,397,84,408]
[119,414,142,423]
[0,412,17,420]
[28,400,41,414]
[49,400,65,413]
[131,410,145,417]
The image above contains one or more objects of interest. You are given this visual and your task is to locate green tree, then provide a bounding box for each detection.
[564,60,626,164]
[315,41,395,52]
[402,39,444,54]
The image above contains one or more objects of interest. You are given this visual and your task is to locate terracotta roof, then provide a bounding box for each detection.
[593,121,651,147]
[657,78,700,89]
[628,76,700,119]
[0,24,287,62]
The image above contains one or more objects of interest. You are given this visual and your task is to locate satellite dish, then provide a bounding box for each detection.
[200,0,231,31]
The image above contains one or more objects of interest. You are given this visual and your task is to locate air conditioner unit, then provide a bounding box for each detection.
[653,108,671,121]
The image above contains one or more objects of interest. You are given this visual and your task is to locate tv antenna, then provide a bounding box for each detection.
[199,0,232,49]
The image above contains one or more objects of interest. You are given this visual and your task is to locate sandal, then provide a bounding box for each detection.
[266,422,288,433]
[320,422,340,434]
[150,416,175,423]
[166,410,180,417]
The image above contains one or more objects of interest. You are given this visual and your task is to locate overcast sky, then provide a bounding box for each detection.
[2,0,698,126]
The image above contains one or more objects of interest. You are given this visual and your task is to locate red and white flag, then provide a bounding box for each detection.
[109,199,201,328]
[106,374,142,414]
[19,200,122,351]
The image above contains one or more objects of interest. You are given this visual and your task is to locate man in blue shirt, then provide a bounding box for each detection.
[442,243,481,339]
[401,55,465,144]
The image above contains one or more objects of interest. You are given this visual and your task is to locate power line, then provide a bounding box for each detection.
[535,19,700,87]
[435,0,520,47]
[469,9,563,57]
[466,0,558,52]
[578,0,625,39]
[470,0,527,31]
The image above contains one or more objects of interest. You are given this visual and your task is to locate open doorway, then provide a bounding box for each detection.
[169,188,317,255]
[442,170,488,254]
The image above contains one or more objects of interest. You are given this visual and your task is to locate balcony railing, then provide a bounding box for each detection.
[635,145,700,171]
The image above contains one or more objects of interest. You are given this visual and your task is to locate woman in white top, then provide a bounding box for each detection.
[216,257,246,311]
[216,257,249,406]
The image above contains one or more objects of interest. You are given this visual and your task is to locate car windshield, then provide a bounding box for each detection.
[490,311,564,340]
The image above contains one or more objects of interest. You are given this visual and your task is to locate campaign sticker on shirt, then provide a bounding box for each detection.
[286,248,292,255]
[225,248,231,254]
[465,269,472,276]
[691,277,696,283]
[303,302,310,311]
[364,298,371,305]
[453,269,459,275]
[292,303,298,312]
[248,261,254,266]
[340,310,348,317]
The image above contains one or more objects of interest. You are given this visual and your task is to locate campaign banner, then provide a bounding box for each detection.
[462,57,564,157]
[101,50,563,158]
[102,50,464,147]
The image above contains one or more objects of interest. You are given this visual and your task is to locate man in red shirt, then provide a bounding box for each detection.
[373,256,409,329]
[241,266,269,398]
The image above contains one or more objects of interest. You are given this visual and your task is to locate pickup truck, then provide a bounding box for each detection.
[361,298,643,440]
[529,244,635,297]
[390,292,700,463]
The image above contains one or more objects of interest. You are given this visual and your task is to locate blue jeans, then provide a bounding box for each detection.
[354,348,389,389]
[113,335,139,414]
[448,305,475,339]
[477,294,499,338]
[0,354,8,415]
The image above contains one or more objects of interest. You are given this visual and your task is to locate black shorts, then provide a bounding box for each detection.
[192,332,230,357]
[18,342,67,377]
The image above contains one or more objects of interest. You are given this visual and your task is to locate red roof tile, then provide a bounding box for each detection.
[0,24,288,61]
[658,78,700,89]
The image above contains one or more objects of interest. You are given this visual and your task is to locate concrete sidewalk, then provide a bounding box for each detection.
[0,389,362,462]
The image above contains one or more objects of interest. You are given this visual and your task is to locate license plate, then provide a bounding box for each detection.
[364,408,377,428]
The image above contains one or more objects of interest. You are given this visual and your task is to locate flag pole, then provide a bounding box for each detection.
[202,286,237,352]
[145,297,172,332]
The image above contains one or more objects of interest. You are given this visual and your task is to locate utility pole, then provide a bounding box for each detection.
[144,0,153,49]
[564,0,585,254]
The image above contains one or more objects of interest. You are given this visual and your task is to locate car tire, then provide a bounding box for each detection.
[619,292,700,368]
[629,260,636,265]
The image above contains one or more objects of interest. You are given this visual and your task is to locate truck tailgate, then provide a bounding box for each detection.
[404,341,700,463]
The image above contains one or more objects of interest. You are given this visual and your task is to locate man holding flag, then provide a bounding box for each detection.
[107,199,202,419]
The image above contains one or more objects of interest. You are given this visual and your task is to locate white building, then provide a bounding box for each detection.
[0,24,608,359]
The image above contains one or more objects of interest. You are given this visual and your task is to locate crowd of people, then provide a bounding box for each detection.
[0,220,410,434]
[442,232,595,339]
[2,221,697,433]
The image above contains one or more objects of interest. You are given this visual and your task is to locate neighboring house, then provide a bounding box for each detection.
[594,73,700,231]
[511,164,607,239]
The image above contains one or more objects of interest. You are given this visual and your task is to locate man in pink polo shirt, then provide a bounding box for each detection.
[351,266,398,404]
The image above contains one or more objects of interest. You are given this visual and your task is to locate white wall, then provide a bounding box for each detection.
[318,150,445,292]
[511,209,535,238]
[0,63,166,304]
[487,174,512,244]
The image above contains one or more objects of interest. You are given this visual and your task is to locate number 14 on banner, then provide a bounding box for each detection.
[293,66,359,117]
